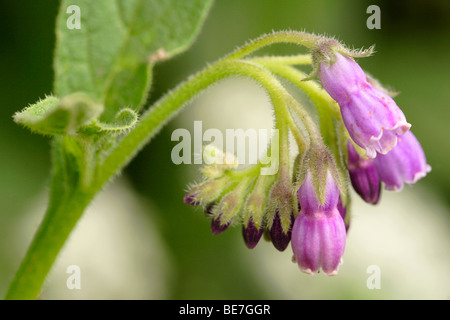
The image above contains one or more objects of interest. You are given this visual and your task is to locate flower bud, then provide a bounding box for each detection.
[241,175,273,249]
[201,145,239,179]
[184,176,231,206]
[242,218,264,249]
[269,209,294,251]
[211,214,232,235]
[346,141,381,204]
[210,176,252,235]
[267,179,297,252]
[184,192,201,206]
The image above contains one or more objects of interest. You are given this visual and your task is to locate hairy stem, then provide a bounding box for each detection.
[225,31,320,61]
[257,62,340,117]
[5,191,91,300]
[247,54,312,66]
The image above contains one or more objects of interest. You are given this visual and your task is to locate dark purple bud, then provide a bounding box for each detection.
[349,165,381,204]
[184,192,200,206]
[211,215,231,235]
[347,142,381,204]
[242,218,264,249]
[337,197,350,233]
[270,210,294,252]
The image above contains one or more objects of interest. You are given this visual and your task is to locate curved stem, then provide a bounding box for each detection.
[225,31,320,61]
[97,59,310,189]
[222,60,322,147]
[250,63,327,146]
[95,61,239,190]
[226,60,309,150]
[283,107,308,151]
[247,54,312,66]
[261,63,352,205]
[255,62,347,162]
[257,62,340,117]
[285,94,324,145]
[258,62,339,148]
[274,110,290,179]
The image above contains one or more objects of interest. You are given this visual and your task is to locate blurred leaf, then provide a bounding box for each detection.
[54,0,213,122]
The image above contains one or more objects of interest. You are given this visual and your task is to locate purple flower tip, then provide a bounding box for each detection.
[374,130,431,191]
[291,210,346,276]
[318,52,410,158]
[242,218,264,249]
[184,192,200,206]
[347,142,381,204]
[269,210,294,252]
[211,215,231,235]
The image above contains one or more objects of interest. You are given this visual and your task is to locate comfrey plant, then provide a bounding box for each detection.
[8,1,430,299]
[184,37,431,274]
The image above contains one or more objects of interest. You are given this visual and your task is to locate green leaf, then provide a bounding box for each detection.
[54,0,213,122]
[14,93,103,136]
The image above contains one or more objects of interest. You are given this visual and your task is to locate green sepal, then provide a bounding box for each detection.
[242,174,275,230]
[213,176,255,225]
[266,177,298,233]
[297,144,346,206]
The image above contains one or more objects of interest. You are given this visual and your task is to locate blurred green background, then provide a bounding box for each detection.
[1,0,449,299]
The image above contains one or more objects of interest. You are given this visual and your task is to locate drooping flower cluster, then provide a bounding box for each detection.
[183,34,430,276]
[317,52,431,202]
